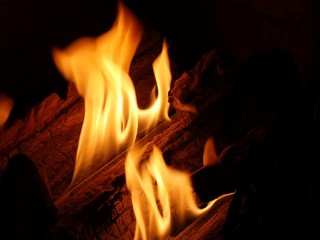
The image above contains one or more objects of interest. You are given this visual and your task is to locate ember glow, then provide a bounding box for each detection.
[53,1,220,239]
[0,93,14,127]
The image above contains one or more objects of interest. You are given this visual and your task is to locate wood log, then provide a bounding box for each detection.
[167,194,234,240]
[42,45,236,239]
[1,37,314,239]
[190,49,315,239]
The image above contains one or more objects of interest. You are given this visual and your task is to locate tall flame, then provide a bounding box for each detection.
[53,1,222,239]
[53,2,171,185]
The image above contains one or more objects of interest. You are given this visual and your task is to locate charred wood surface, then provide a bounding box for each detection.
[168,194,234,240]
[189,49,317,239]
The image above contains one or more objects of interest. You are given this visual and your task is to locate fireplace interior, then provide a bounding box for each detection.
[0,0,320,239]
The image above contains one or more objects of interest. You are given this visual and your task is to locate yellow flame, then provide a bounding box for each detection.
[53,1,222,239]
[52,2,171,185]
[0,93,14,127]
[125,144,215,240]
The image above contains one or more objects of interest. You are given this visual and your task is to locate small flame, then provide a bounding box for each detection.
[0,93,14,127]
[125,144,216,240]
[203,137,218,167]
[53,2,171,185]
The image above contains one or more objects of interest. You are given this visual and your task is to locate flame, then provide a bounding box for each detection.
[53,1,223,239]
[125,144,216,239]
[0,93,14,127]
[203,137,218,167]
[53,2,171,185]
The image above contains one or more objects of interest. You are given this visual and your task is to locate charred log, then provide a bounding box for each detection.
[188,49,315,239]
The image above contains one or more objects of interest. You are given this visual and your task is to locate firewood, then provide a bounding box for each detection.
[45,47,236,239]
[168,48,235,127]
[189,49,313,239]
[0,30,247,238]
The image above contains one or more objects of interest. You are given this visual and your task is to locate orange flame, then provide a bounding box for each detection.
[53,1,225,239]
[125,144,217,239]
[53,2,171,185]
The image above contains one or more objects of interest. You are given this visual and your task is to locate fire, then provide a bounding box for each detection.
[125,144,217,240]
[53,2,171,185]
[53,1,221,239]
[0,93,14,127]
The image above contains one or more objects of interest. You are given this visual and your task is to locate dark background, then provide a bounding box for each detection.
[0,0,319,123]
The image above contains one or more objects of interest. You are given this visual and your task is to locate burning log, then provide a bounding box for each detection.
[0,37,314,239]
[167,194,233,240]
[44,44,236,239]
[0,16,237,237]
[0,28,164,201]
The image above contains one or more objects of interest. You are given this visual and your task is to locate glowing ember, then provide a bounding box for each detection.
[0,93,14,127]
[53,2,171,185]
